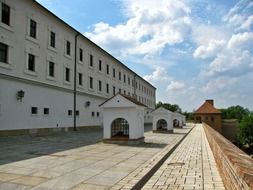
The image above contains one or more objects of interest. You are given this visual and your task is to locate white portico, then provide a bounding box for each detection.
[152,107,173,133]
[100,94,145,141]
[173,112,186,127]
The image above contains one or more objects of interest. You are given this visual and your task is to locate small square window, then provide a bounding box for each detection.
[44,108,49,115]
[31,107,38,115]
[68,110,72,116]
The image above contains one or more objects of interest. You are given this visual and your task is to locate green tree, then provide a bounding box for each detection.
[237,113,253,145]
[221,105,250,121]
[155,101,182,113]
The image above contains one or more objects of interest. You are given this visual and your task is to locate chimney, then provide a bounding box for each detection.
[206,99,214,106]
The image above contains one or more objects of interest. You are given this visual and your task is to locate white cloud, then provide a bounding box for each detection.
[167,80,185,92]
[193,39,226,59]
[227,32,253,48]
[143,66,170,84]
[240,15,253,30]
[202,77,236,93]
[85,0,192,58]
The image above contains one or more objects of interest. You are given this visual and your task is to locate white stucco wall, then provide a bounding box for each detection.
[0,0,156,130]
[152,107,174,131]
[0,78,104,130]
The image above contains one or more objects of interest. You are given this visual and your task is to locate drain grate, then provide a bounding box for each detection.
[167,162,185,166]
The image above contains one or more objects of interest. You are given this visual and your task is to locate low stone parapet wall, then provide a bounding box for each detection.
[203,123,253,190]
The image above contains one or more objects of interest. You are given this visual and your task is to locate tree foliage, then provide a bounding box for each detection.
[221,105,250,122]
[237,113,253,145]
[156,101,182,113]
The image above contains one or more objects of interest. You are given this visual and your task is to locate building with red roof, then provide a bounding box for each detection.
[194,100,221,132]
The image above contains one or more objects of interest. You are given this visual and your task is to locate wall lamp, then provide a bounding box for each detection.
[85,101,90,107]
[17,90,25,102]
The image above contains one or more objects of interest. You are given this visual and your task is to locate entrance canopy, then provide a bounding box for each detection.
[100,94,146,141]
[152,107,173,132]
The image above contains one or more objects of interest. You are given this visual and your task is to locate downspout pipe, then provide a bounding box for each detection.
[74,33,80,131]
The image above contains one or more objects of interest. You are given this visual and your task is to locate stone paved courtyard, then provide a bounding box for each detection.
[0,124,225,190]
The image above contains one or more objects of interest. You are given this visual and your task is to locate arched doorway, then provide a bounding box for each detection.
[173,119,180,127]
[156,119,167,131]
[111,118,129,139]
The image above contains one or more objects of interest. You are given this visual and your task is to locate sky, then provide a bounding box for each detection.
[37,0,253,112]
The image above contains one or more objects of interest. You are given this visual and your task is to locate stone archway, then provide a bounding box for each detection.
[111,118,129,139]
[173,119,180,127]
[156,119,167,131]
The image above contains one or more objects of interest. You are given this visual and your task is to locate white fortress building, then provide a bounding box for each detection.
[0,0,156,132]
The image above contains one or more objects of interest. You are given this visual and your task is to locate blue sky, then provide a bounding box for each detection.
[37,0,253,111]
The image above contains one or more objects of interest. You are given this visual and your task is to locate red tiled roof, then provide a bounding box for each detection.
[194,101,221,114]
[99,93,146,107]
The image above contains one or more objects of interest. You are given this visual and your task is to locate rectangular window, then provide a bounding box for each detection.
[99,60,102,71]
[119,72,121,80]
[49,61,55,77]
[76,110,79,116]
[68,110,72,116]
[106,83,109,93]
[113,86,116,95]
[124,90,126,94]
[28,54,35,71]
[89,54,93,67]
[89,77,93,89]
[106,64,109,74]
[123,74,126,83]
[50,31,55,48]
[97,112,100,117]
[0,42,8,63]
[66,41,71,55]
[30,19,37,39]
[78,73,82,85]
[44,108,49,115]
[31,107,38,115]
[128,77,130,85]
[65,68,70,82]
[119,88,121,93]
[98,80,102,91]
[1,3,10,25]
[79,48,83,61]
[113,68,115,78]
[91,111,95,117]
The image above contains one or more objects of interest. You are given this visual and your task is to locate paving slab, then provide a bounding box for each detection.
[0,125,191,190]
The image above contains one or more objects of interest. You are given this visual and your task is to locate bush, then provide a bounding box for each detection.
[237,113,253,145]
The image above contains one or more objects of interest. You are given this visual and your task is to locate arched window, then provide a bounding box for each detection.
[111,118,129,138]
[157,119,167,130]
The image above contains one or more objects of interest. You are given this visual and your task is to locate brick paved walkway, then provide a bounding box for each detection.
[142,124,225,190]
